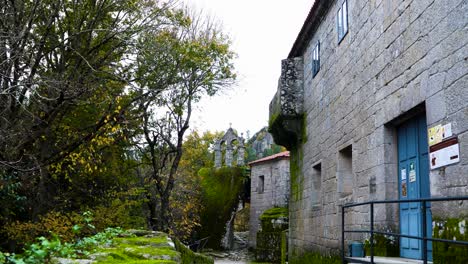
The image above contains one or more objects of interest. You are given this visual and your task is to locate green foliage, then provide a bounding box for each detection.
[363,233,399,257]
[197,167,247,249]
[173,238,213,264]
[0,252,6,263]
[289,251,341,264]
[245,127,285,163]
[171,131,223,241]
[3,228,124,264]
[3,211,84,246]
[0,172,26,222]
[87,232,180,264]
[433,217,468,263]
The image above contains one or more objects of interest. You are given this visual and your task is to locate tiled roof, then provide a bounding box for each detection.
[248,151,290,166]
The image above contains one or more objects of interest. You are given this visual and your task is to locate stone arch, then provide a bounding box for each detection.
[214,128,245,168]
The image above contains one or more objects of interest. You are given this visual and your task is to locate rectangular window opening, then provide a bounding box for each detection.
[337,145,353,198]
[312,41,320,77]
[337,0,349,43]
[258,175,265,193]
[311,162,322,206]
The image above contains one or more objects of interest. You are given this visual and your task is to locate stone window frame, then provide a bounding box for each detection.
[258,175,265,193]
[311,160,322,208]
[312,41,320,78]
[337,144,353,198]
[337,0,349,43]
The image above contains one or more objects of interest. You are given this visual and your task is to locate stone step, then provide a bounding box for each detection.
[348,256,433,264]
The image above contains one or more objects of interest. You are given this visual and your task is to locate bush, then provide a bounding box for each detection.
[3,227,124,263]
[433,217,468,264]
[289,251,341,264]
[3,211,84,246]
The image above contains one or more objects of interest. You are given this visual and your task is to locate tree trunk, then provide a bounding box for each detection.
[147,196,158,231]
[157,193,170,232]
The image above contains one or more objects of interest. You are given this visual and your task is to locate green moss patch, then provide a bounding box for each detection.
[173,238,213,264]
[93,233,180,264]
[198,167,247,249]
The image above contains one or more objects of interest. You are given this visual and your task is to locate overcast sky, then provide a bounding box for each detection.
[184,0,314,138]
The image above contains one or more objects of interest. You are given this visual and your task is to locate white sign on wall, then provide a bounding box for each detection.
[430,137,460,170]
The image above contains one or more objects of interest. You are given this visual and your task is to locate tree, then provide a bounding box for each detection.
[135,11,236,232]
[170,130,223,241]
[0,0,179,227]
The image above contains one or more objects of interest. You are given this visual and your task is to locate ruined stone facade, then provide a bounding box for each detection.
[269,0,467,258]
[248,151,290,248]
[214,128,245,168]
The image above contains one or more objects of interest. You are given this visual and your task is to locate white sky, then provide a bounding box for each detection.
[185,0,314,137]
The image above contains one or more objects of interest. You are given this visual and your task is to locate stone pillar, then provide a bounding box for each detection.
[225,144,233,167]
[237,138,245,166]
[214,141,222,168]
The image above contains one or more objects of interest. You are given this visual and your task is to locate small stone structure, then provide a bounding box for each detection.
[214,127,245,168]
[248,151,290,249]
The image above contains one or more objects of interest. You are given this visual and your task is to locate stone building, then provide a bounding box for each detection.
[268,0,467,261]
[248,151,290,248]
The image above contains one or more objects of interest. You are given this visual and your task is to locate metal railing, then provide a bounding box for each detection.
[341,196,468,264]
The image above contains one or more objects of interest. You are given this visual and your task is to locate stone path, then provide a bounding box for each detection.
[214,260,248,264]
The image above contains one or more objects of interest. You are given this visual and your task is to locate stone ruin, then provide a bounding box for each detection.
[214,127,245,168]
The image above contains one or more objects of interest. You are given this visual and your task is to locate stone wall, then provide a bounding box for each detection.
[249,157,290,248]
[276,0,467,256]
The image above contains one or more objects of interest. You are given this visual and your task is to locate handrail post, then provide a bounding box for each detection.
[370,202,374,264]
[422,200,427,264]
[341,205,345,264]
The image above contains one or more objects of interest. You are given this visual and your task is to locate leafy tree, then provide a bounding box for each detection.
[135,10,236,232]
[170,130,223,241]
[0,0,180,220]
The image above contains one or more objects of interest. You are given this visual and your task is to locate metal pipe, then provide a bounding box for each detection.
[342,205,345,264]
[422,200,427,264]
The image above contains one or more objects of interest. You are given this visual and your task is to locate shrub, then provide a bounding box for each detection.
[289,251,341,264]
[3,211,83,246]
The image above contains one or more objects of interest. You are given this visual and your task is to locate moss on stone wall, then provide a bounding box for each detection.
[256,207,289,263]
[289,146,304,203]
[173,238,213,264]
[197,167,247,249]
[259,207,288,233]
[432,217,467,264]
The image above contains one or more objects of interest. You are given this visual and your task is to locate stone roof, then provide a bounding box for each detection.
[248,151,290,166]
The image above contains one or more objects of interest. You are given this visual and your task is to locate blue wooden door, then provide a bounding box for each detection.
[398,115,432,260]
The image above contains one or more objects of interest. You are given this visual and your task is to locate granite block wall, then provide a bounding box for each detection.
[249,158,290,248]
[284,0,467,255]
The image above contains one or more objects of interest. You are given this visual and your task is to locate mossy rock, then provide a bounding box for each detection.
[260,207,288,232]
[53,230,182,264]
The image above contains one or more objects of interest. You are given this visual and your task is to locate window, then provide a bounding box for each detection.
[312,41,320,77]
[337,145,353,198]
[311,162,322,206]
[337,0,348,43]
[258,175,265,193]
